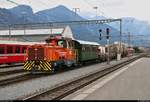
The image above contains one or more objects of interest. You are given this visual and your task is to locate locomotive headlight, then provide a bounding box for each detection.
[69,51,72,54]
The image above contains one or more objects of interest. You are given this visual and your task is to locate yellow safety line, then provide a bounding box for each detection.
[25,61,33,70]
[24,61,32,70]
[24,61,29,66]
[24,62,31,70]
[43,61,49,71]
[45,61,52,68]
[24,60,53,72]
[39,61,45,70]
[39,64,44,70]
[24,61,28,66]
[44,62,51,70]
[42,62,49,71]
[27,61,34,70]
[45,61,52,70]
[38,65,41,70]
[40,61,48,71]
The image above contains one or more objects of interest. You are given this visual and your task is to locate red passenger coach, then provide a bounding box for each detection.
[0,40,41,65]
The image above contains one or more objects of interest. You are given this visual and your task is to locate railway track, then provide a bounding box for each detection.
[21,54,146,100]
[0,68,24,76]
[0,63,23,69]
[0,58,109,86]
[0,61,98,86]
[0,72,30,86]
[145,54,150,58]
[0,72,50,86]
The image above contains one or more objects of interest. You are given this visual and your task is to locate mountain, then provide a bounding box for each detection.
[0,5,121,45]
[9,5,36,23]
[35,5,84,22]
[83,14,150,47]
[108,17,150,47]
[0,8,18,24]
[108,17,150,35]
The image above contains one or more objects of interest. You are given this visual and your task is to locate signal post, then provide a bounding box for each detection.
[99,28,110,65]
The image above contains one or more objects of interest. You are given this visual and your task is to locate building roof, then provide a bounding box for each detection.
[0,28,64,35]
[0,40,45,45]
[75,39,100,46]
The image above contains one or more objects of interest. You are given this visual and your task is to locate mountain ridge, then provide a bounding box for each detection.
[0,5,148,46]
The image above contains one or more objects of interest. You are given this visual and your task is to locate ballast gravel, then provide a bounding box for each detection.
[0,56,136,100]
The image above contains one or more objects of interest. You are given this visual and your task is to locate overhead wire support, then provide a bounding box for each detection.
[72,8,80,14]
[72,8,80,20]
[0,19,122,30]
[6,0,19,5]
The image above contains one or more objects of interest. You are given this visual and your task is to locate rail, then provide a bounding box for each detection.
[22,53,146,100]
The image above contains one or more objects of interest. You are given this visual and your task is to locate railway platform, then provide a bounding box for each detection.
[63,57,150,100]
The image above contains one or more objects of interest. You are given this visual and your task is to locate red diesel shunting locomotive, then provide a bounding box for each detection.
[24,35,76,72]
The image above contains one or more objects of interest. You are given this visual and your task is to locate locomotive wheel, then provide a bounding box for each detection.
[51,67,57,74]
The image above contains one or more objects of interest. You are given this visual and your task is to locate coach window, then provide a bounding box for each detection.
[15,46,20,53]
[22,47,26,53]
[7,46,13,54]
[93,46,96,52]
[105,47,108,53]
[0,47,4,54]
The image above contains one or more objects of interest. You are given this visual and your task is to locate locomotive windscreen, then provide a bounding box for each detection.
[28,47,44,60]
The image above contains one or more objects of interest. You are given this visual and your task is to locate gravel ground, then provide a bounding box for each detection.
[0,56,136,100]
[0,67,23,73]
[0,72,28,81]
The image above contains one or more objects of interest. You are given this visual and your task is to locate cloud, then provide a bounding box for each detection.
[103,0,125,7]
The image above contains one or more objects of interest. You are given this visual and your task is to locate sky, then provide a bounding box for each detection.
[0,0,150,21]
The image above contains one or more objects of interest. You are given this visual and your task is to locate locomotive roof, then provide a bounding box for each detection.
[75,40,100,46]
[0,40,45,45]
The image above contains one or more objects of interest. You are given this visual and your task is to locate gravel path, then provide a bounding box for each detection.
[0,56,136,100]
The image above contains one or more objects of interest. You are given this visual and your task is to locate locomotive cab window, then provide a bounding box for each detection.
[58,40,64,47]
[57,40,67,48]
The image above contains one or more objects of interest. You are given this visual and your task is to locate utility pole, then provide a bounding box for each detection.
[99,28,110,64]
[128,32,131,48]
[127,32,131,58]
[21,11,27,35]
[8,25,11,40]
[72,8,80,20]
[117,19,122,61]
[6,0,27,37]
